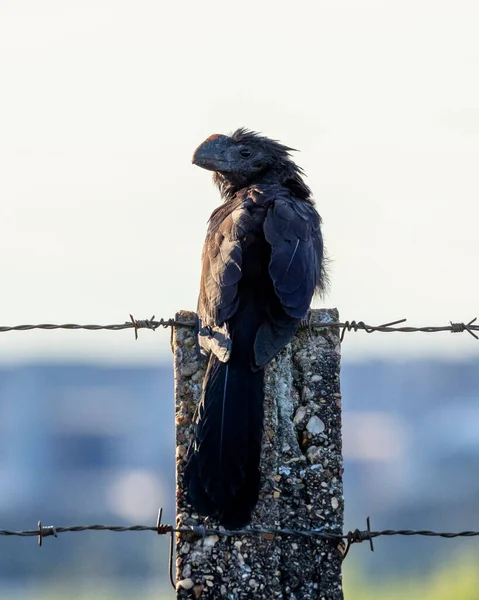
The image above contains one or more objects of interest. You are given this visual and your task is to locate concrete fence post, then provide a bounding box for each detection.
[173,308,343,599]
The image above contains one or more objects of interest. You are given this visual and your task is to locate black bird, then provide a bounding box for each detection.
[184,128,326,528]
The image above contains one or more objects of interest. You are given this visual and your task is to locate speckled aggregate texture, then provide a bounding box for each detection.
[174,309,343,600]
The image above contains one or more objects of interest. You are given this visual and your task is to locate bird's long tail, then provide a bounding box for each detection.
[184,323,264,529]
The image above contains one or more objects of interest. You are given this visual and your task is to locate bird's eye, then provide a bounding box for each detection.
[239,148,251,158]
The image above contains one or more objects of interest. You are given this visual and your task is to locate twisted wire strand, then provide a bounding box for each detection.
[5,517,479,589]
[3,523,479,541]
[0,316,477,339]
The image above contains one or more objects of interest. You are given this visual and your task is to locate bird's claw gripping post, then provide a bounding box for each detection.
[194,314,209,363]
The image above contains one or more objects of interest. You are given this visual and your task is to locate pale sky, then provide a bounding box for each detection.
[1,0,478,364]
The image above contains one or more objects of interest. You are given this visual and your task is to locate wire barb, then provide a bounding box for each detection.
[156,508,175,590]
[450,317,478,339]
[37,521,57,547]
[128,314,160,340]
[340,318,407,341]
[342,517,374,560]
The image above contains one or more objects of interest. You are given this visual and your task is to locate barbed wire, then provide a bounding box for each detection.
[7,519,478,544]
[3,513,479,589]
[0,315,477,340]
[13,524,479,543]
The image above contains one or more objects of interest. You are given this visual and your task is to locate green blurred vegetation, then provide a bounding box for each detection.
[25,557,479,599]
[37,582,173,600]
[344,555,479,600]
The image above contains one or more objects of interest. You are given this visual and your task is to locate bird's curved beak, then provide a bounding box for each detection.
[192,134,230,172]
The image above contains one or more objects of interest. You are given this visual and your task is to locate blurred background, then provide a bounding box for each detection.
[1,0,478,598]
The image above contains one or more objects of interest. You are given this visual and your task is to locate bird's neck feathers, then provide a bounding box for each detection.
[213,162,312,203]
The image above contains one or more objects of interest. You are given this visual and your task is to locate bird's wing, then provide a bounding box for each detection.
[263,193,323,319]
[197,202,245,361]
[253,193,322,367]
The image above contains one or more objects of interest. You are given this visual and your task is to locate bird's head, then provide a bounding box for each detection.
[192,128,310,199]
